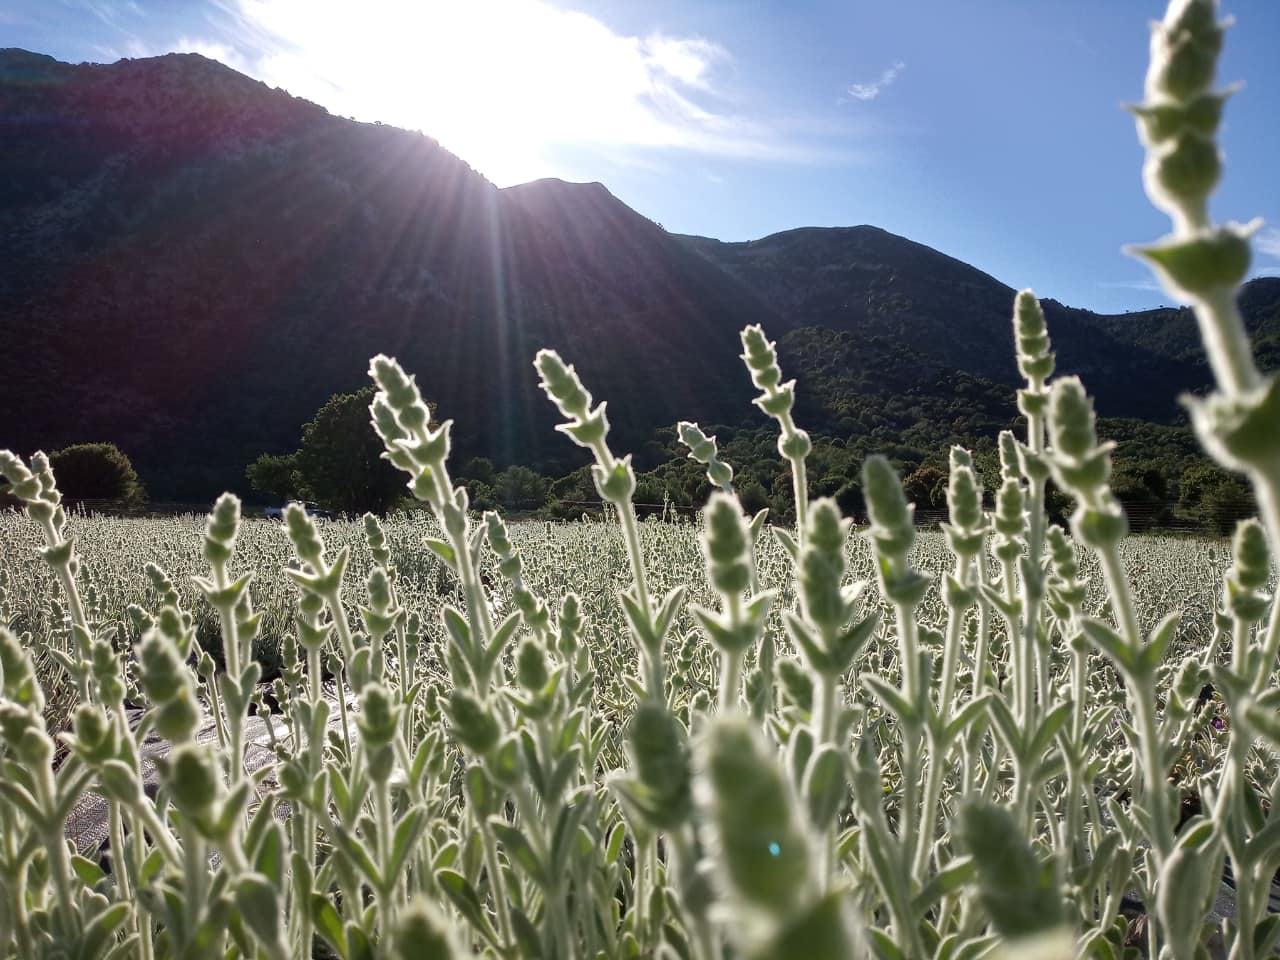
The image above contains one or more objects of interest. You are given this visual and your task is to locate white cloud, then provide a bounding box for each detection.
[1257,227,1280,262]
[847,60,905,102]
[166,0,848,185]
[1247,226,1280,278]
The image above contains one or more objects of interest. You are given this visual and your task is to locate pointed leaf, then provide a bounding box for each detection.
[423,537,456,566]
[1080,618,1137,676]
[436,869,501,947]
[863,675,915,726]
[984,696,1023,756]
[385,806,428,887]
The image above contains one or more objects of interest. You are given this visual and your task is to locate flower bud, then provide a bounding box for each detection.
[534,350,593,421]
[1013,290,1055,383]
[698,718,813,919]
[994,479,1026,540]
[1147,0,1223,102]
[392,898,461,959]
[1046,526,1079,582]
[947,458,984,534]
[1134,224,1253,301]
[628,701,693,830]
[370,355,431,433]
[284,503,325,569]
[776,658,814,713]
[0,627,44,711]
[357,683,400,748]
[999,431,1023,483]
[740,326,782,392]
[163,743,222,824]
[203,493,240,568]
[862,456,913,562]
[445,689,499,755]
[703,494,751,597]
[593,458,636,504]
[1230,518,1270,591]
[800,499,851,636]
[516,639,549,693]
[1049,378,1099,461]
[363,513,392,569]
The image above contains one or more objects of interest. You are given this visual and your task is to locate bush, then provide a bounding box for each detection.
[48,442,146,509]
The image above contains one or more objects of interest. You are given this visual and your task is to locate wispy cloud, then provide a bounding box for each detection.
[1248,226,1280,278]
[1097,278,1166,293]
[157,0,852,185]
[1257,227,1280,262]
[847,61,905,102]
[71,0,142,27]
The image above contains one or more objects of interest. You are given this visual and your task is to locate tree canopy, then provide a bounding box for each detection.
[247,387,410,515]
[48,442,147,508]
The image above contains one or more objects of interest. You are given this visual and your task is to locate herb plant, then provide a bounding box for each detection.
[0,2,1277,958]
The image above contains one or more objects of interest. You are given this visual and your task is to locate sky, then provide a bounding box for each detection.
[5,0,1280,314]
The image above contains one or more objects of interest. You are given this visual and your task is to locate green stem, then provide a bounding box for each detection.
[719,650,743,713]
[1193,287,1261,399]
[481,827,514,950]
[912,740,945,878]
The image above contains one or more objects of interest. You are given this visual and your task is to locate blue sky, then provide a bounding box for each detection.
[6,0,1279,314]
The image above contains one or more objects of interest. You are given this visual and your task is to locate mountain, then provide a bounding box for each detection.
[2,48,1277,501]
[679,228,1280,423]
[0,49,777,497]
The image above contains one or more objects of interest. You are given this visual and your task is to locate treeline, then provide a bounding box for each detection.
[236,386,1252,534]
[11,390,1253,537]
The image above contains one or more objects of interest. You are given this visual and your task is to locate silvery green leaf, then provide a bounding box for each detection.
[803,745,847,829]
[866,928,907,960]
[956,800,1062,938]
[1028,701,1074,761]
[653,585,687,641]
[552,796,592,872]
[984,696,1023,756]
[862,676,915,726]
[773,527,799,562]
[386,807,428,887]
[491,820,550,889]
[943,693,993,744]
[435,870,500,948]
[750,507,770,538]
[619,589,658,653]
[1079,618,1137,676]
[422,537,455,566]
[750,889,860,960]
[1140,609,1182,674]
[912,856,976,916]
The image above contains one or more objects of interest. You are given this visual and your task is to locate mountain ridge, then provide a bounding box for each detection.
[1,48,1276,501]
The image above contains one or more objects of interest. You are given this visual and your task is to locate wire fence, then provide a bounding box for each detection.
[42,495,1252,537]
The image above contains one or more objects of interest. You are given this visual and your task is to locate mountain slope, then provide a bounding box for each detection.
[0,49,779,496]
[2,48,1277,502]
[679,228,1279,423]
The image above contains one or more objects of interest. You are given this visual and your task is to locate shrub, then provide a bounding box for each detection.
[47,441,146,509]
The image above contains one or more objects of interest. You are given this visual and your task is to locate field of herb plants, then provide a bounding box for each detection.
[3,1,1280,958]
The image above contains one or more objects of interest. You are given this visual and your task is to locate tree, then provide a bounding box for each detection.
[247,387,410,515]
[48,443,146,508]
[1178,461,1255,534]
[903,464,948,510]
[493,465,548,511]
[246,452,305,504]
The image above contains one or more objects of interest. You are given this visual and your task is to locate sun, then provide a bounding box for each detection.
[232,0,718,185]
